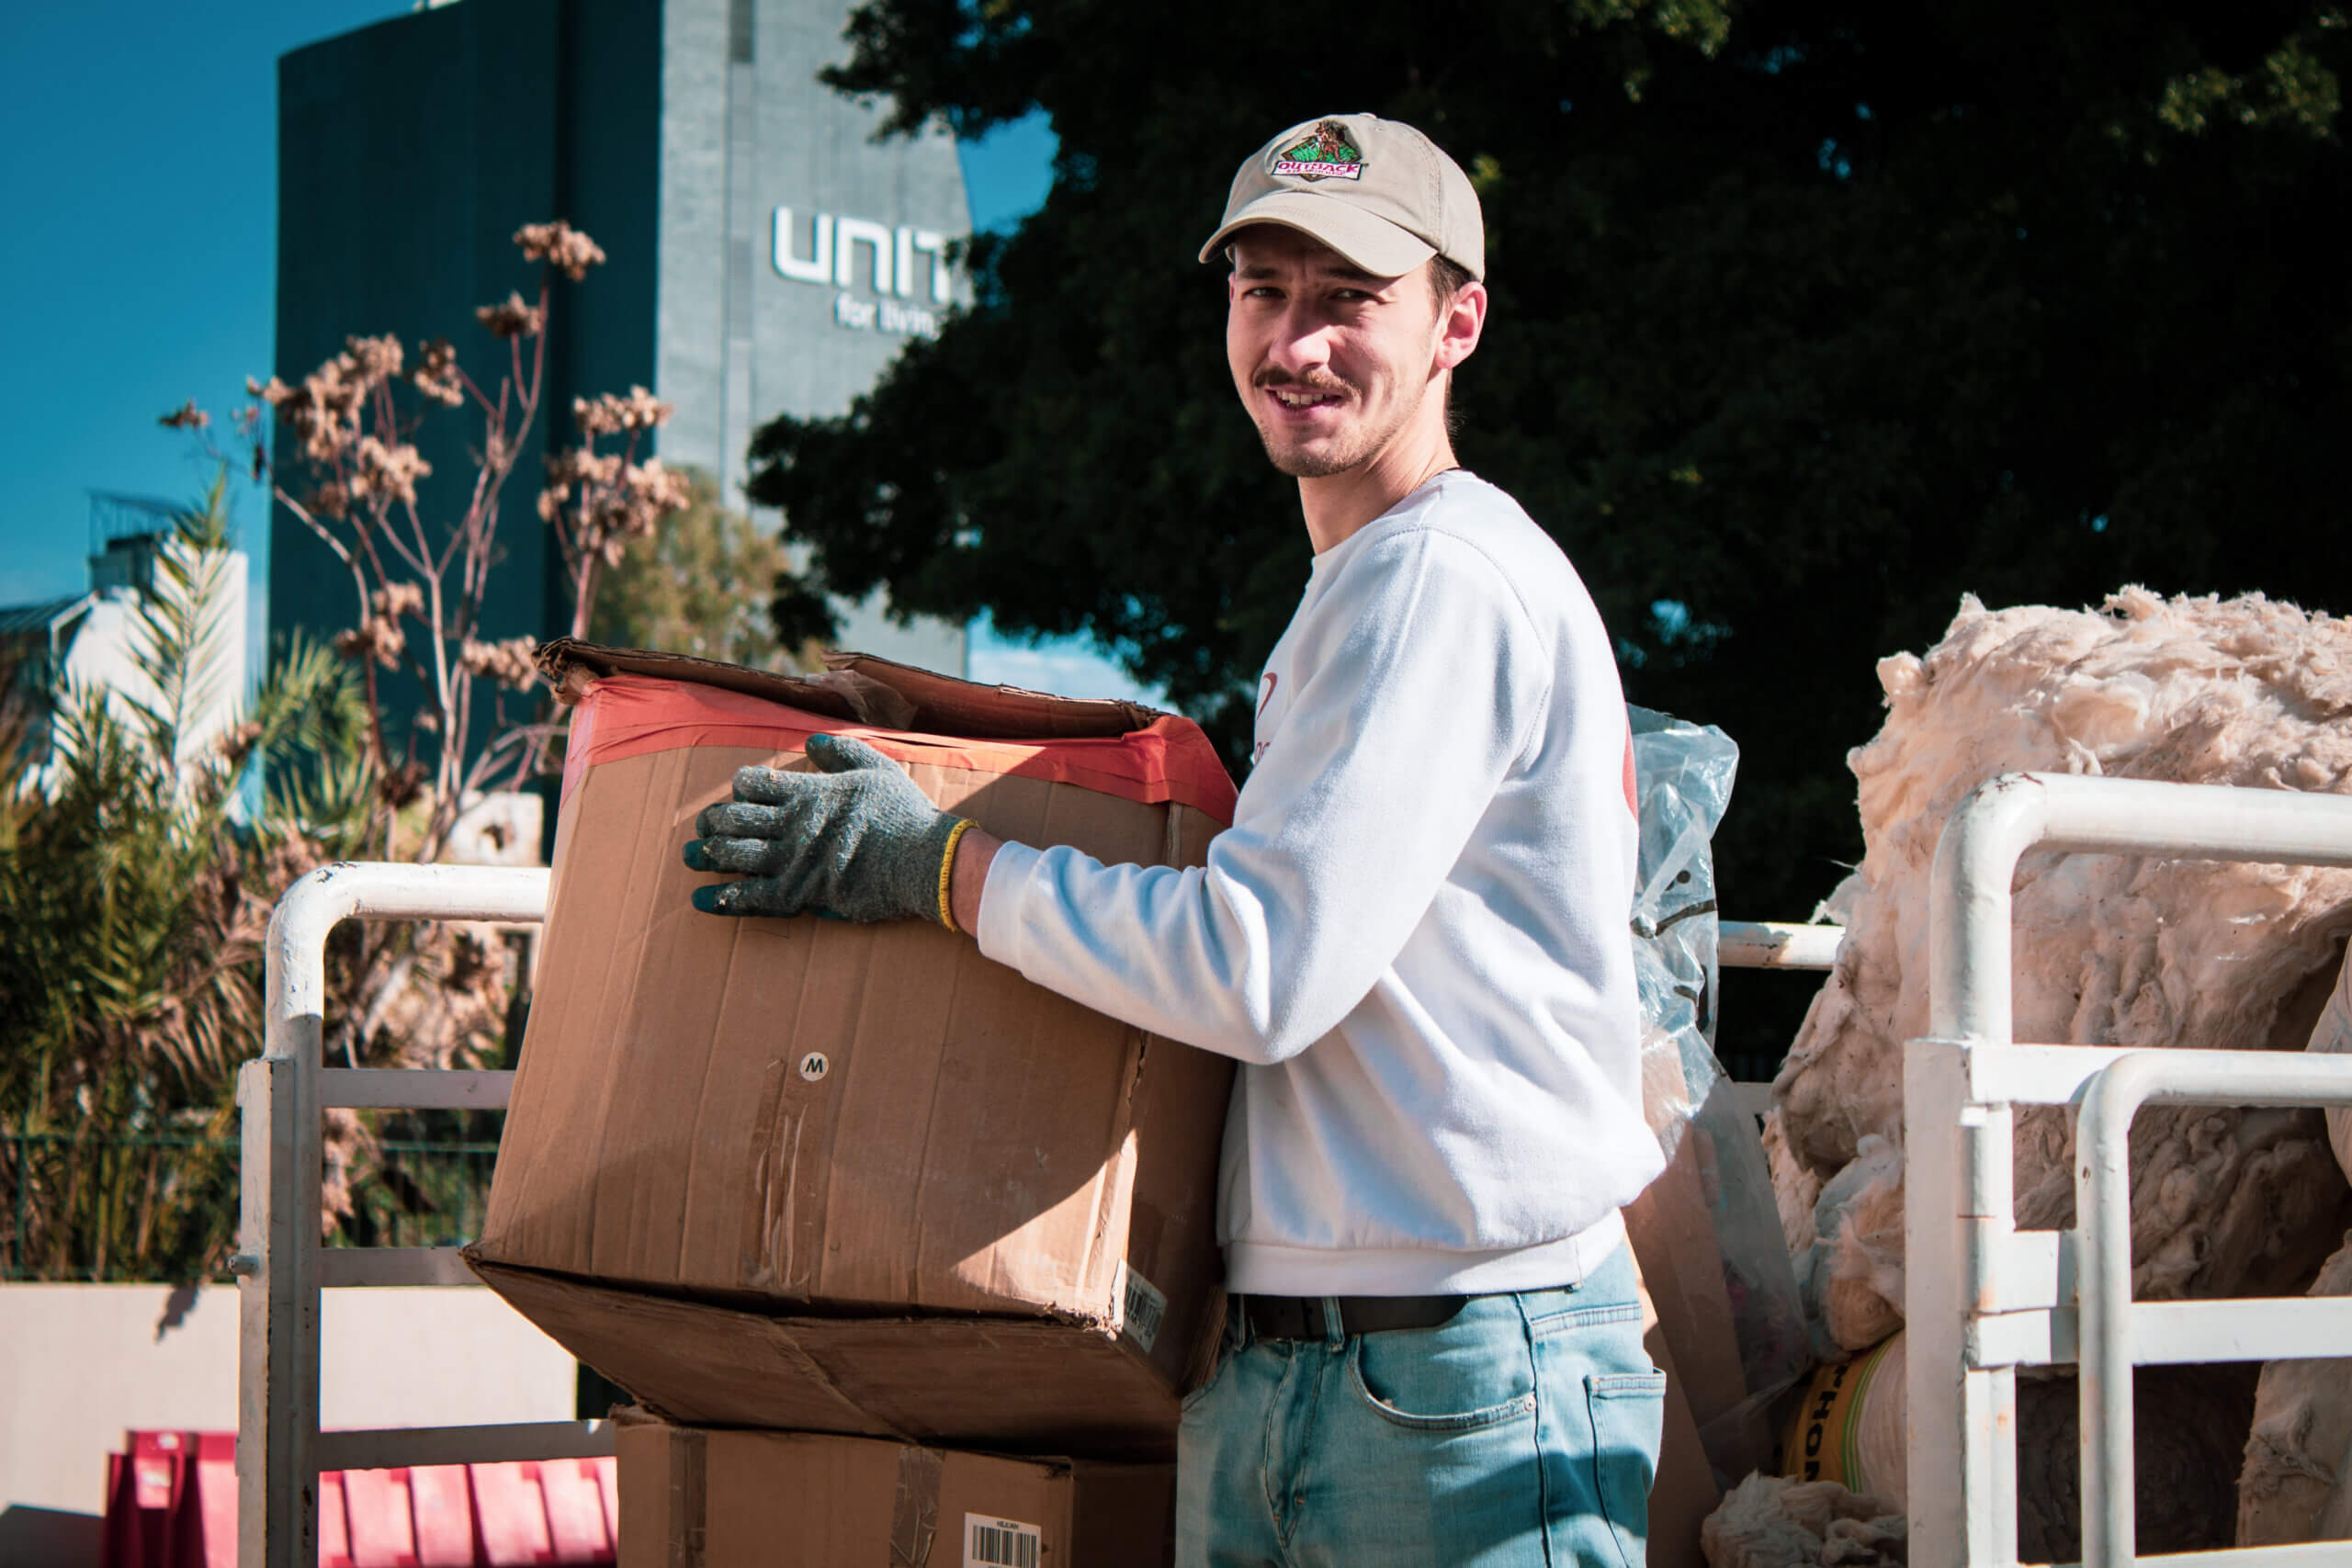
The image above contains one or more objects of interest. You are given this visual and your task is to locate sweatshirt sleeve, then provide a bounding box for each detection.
[975,525,1554,1065]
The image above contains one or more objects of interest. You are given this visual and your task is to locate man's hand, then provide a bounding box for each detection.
[684,733,968,926]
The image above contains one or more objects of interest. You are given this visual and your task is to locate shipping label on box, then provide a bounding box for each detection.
[963,1513,1043,1567]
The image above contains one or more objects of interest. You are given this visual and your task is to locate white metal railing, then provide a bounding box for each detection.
[235,862,612,1568]
[1906,773,2352,1568]
[232,866,1833,1563]
[1722,919,1844,972]
[1720,920,1842,1117]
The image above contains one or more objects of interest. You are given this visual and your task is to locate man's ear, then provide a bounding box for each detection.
[1435,280,1487,373]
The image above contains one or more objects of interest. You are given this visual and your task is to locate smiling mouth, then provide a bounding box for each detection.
[1265,385,1344,412]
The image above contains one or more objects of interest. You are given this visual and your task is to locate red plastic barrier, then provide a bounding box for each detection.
[535,1461,611,1566]
[178,1438,238,1568]
[102,1433,616,1567]
[333,1468,415,1568]
[468,1463,555,1566]
[409,1465,478,1567]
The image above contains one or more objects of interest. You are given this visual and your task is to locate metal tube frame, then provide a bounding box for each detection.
[1912,773,2352,1568]
[239,862,610,1568]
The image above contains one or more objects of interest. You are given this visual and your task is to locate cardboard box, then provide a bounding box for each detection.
[615,1414,1176,1568]
[1631,1254,1724,1568]
[1627,1044,1749,1439]
[468,645,1238,1456]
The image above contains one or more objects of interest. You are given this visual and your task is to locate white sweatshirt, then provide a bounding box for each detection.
[977,470,1664,1295]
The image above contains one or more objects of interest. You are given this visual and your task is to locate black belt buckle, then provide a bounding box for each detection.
[1245,1294,1327,1340]
[1242,1293,1469,1340]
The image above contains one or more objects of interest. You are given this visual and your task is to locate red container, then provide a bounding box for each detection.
[102,1433,616,1567]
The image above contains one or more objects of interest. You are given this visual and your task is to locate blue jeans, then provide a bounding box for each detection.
[1177,1243,1665,1568]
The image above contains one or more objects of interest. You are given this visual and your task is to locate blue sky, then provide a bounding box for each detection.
[0,3,1159,705]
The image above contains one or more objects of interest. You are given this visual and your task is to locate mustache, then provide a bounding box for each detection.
[1253,370,1351,396]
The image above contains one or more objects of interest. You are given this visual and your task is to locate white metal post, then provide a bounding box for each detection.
[1905,1038,2022,1568]
[1915,776,2054,1568]
[1905,1038,1975,1568]
[240,862,552,1568]
[2073,1050,2352,1568]
[234,1053,317,1568]
[2074,1052,2143,1568]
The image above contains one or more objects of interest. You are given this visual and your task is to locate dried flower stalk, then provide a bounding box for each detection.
[172,217,689,863]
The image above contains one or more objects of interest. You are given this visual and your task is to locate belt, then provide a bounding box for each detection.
[1236,1292,1473,1340]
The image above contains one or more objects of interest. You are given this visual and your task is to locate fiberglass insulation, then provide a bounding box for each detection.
[1700,1363,2256,1566]
[1702,1475,1908,1568]
[2239,1231,2352,1546]
[1770,588,2352,1356]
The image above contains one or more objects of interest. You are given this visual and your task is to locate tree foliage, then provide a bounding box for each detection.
[0,479,369,1279]
[591,466,808,669]
[195,220,689,860]
[751,0,2352,992]
[0,477,519,1280]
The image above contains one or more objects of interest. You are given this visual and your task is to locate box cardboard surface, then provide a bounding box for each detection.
[469,647,1238,1454]
[1630,1257,1724,1568]
[614,1414,1175,1568]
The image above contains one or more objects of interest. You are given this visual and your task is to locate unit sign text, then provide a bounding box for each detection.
[774,207,956,339]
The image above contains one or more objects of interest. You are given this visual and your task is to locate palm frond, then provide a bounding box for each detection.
[120,473,239,773]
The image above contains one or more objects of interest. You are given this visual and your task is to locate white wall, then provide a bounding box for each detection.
[0,1282,577,1519]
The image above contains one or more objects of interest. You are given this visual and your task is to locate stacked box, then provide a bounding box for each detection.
[615,1413,1176,1568]
[466,643,1238,1496]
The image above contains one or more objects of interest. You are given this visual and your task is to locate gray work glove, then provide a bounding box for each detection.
[684,733,969,925]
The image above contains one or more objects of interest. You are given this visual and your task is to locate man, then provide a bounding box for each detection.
[684,112,1668,1566]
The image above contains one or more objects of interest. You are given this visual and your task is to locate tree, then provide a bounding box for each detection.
[750,0,2352,1055]
[590,466,808,669]
[0,472,538,1279]
[0,479,369,1279]
[178,220,694,863]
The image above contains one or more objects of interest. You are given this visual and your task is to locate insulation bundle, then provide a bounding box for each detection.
[2302,955,2352,1183]
[2010,1364,2258,1561]
[2238,1231,2352,1545]
[1702,1354,2256,1564]
[1772,588,2352,1355]
[1700,1475,1907,1568]
[1779,1334,1906,1510]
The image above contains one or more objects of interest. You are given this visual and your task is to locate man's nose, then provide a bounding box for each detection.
[1265,302,1336,376]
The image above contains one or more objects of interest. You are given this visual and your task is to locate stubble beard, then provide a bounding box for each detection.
[1253,378,1420,479]
[1261,434,1361,479]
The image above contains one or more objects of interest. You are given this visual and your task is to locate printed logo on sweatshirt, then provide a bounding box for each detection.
[1272,121,1365,182]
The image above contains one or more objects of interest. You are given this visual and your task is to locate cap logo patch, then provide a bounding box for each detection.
[1272,120,1364,182]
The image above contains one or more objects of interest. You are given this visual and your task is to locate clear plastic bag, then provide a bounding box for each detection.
[1629,705,1813,1483]
[1629,705,1739,1103]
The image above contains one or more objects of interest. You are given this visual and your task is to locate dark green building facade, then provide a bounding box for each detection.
[270,0,970,672]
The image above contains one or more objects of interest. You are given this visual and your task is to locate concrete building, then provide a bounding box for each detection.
[269,0,969,677]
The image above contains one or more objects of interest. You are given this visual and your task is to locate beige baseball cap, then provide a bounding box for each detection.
[1198,112,1485,280]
